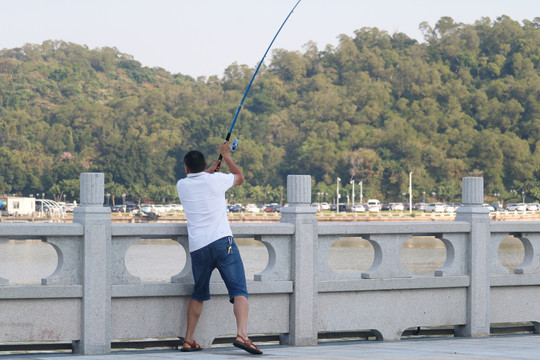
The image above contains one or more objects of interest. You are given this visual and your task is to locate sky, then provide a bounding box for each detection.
[0,0,538,78]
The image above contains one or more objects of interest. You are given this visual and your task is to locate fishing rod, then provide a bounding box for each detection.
[218,0,302,162]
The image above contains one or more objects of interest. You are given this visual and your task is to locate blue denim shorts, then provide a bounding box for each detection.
[190,236,248,303]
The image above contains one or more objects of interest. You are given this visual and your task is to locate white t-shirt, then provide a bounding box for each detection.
[176,171,235,252]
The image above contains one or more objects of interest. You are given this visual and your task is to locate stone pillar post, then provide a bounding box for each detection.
[280,175,318,346]
[72,173,112,354]
[454,177,491,338]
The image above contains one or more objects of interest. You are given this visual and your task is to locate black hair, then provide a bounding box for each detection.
[184,150,206,173]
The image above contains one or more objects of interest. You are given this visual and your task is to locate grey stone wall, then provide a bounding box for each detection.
[0,174,539,354]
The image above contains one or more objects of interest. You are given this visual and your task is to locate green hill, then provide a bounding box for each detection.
[1,16,539,205]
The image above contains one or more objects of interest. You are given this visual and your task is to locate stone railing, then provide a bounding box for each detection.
[0,174,539,354]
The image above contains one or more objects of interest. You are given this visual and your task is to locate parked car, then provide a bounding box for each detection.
[443,204,452,212]
[140,204,166,217]
[245,204,260,213]
[171,204,184,211]
[389,202,404,211]
[527,203,540,211]
[413,203,426,211]
[64,203,78,213]
[482,204,495,212]
[505,203,527,211]
[126,204,139,212]
[264,204,282,213]
[110,205,126,212]
[380,203,391,211]
[352,204,366,212]
[152,204,167,215]
[367,199,381,213]
[227,204,243,213]
[423,203,445,213]
[140,205,153,215]
[320,202,330,210]
[445,203,461,212]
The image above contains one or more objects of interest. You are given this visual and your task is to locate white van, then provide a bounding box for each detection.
[367,199,381,213]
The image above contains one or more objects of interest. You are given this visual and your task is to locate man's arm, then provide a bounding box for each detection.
[220,141,244,186]
[205,160,220,174]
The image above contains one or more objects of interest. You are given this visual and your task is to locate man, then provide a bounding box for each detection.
[176,141,262,355]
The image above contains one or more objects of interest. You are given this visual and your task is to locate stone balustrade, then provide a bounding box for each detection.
[0,174,539,354]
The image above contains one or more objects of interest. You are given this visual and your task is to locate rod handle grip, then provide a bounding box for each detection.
[217,133,232,162]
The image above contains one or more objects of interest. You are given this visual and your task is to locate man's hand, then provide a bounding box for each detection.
[220,141,232,159]
[218,140,244,186]
[206,160,222,174]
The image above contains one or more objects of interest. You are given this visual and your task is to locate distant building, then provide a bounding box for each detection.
[5,197,36,216]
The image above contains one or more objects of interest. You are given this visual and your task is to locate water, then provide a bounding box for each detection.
[0,240,58,284]
[0,236,524,284]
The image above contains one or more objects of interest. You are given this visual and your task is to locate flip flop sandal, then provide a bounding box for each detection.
[233,335,263,355]
[181,339,202,352]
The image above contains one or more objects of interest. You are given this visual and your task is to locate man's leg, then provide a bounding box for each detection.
[233,295,262,354]
[184,299,203,346]
[233,295,249,338]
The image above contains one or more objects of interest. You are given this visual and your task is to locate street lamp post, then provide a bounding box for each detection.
[336,177,341,214]
[359,181,363,206]
[106,193,110,206]
[522,191,525,203]
[350,179,355,207]
[409,172,413,215]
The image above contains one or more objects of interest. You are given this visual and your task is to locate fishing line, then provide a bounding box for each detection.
[218,0,302,161]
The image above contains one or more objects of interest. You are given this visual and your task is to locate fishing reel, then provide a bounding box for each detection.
[230,138,240,152]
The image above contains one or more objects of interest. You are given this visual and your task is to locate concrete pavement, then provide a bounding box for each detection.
[2,335,540,360]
